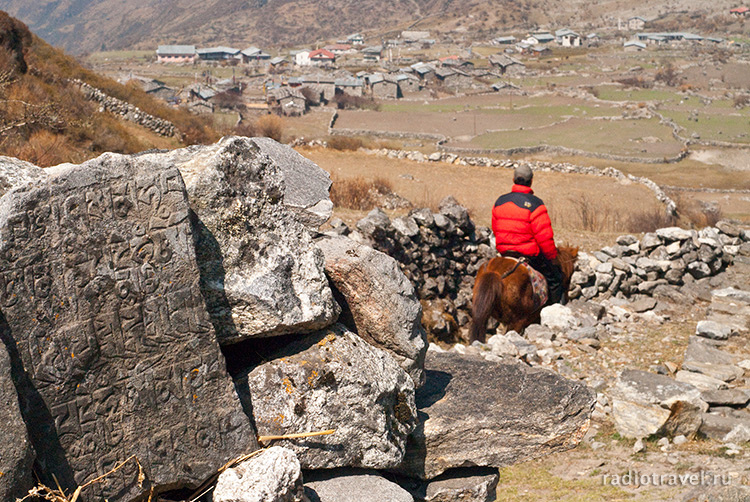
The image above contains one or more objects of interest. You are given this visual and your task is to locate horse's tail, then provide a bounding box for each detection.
[470,269,504,343]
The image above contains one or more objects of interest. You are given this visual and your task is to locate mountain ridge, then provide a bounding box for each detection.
[0,0,740,55]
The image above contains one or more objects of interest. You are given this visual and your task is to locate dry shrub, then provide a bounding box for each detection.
[566,194,619,232]
[734,94,750,109]
[655,63,680,87]
[332,93,380,111]
[677,197,723,228]
[254,114,284,142]
[627,208,676,233]
[616,76,653,89]
[330,176,394,210]
[327,136,363,151]
[6,130,76,167]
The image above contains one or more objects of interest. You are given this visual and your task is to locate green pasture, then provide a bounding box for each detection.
[594,87,682,103]
[470,117,682,158]
[86,50,154,63]
[660,109,750,143]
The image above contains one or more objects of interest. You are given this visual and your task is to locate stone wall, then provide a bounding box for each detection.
[334,200,749,341]
[73,80,179,138]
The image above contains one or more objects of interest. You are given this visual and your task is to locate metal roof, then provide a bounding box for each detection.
[157,45,196,55]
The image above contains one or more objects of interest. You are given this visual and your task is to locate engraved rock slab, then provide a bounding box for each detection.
[0,341,35,501]
[0,155,257,500]
[147,136,338,342]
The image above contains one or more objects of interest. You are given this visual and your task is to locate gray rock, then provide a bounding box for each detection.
[675,371,728,391]
[699,413,750,442]
[540,304,577,332]
[392,216,420,238]
[0,154,256,499]
[684,337,738,366]
[656,227,693,242]
[165,137,339,342]
[316,236,427,386]
[695,320,732,340]
[688,261,712,279]
[0,156,48,197]
[567,326,598,341]
[712,287,750,304]
[630,297,657,312]
[682,359,744,382]
[393,352,595,479]
[406,467,499,502]
[438,196,473,233]
[610,370,707,438]
[505,331,538,359]
[700,389,750,407]
[715,220,741,237]
[253,137,333,227]
[0,343,34,501]
[238,326,416,469]
[616,234,638,246]
[214,446,306,502]
[641,233,662,249]
[486,334,520,358]
[305,469,413,502]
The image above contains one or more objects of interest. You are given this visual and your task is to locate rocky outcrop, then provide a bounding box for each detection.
[0,153,256,499]
[0,343,34,501]
[392,351,595,480]
[0,156,47,197]
[316,235,427,386]
[213,446,306,502]
[153,136,339,342]
[236,326,417,470]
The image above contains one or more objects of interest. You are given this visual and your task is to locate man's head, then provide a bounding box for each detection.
[513,165,533,186]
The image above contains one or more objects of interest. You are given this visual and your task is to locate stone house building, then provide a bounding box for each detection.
[156,45,197,64]
[368,74,398,99]
[267,87,307,116]
[628,17,647,30]
[489,54,525,75]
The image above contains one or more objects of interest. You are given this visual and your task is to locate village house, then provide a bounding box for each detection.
[524,32,555,45]
[488,54,526,75]
[362,45,383,63]
[324,44,353,55]
[730,6,749,16]
[240,47,271,64]
[156,45,197,64]
[197,47,240,61]
[269,57,288,71]
[367,73,398,99]
[293,50,311,66]
[267,86,307,116]
[335,78,364,97]
[628,17,648,31]
[624,40,647,52]
[302,75,336,101]
[529,45,551,56]
[394,73,420,93]
[555,28,581,47]
[410,62,436,83]
[586,33,600,46]
[435,67,474,89]
[347,33,365,46]
[309,49,336,67]
[492,36,516,45]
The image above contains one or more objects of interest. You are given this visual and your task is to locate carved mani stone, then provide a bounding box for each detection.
[0,155,257,501]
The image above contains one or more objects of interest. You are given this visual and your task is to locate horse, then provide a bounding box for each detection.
[469,246,578,342]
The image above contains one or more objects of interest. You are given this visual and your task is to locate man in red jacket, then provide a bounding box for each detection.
[491,165,564,305]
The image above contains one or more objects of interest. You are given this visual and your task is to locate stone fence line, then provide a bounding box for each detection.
[72,79,179,138]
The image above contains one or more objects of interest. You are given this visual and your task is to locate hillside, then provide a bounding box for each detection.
[0,12,217,167]
[0,0,743,55]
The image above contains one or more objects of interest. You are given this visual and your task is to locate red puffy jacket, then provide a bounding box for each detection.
[491,184,557,260]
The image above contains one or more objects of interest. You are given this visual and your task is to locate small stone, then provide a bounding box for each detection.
[633,438,645,453]
[695,320,733,340]
[675,371,728,391]
[673,435,688,446]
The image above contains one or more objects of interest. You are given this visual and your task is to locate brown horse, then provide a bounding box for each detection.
[469,246,578,342]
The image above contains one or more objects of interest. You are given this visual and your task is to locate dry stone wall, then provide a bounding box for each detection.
[336,200,749,341]
[74,80,179,138]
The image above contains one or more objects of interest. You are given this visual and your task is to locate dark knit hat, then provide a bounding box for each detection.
[514,165,533,185]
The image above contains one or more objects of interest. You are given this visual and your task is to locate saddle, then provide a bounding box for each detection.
[502,256,548,307]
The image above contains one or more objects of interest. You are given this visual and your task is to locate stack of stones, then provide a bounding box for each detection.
[570,222,750,301]
[332,197,495,340]
[73,80,179,138]
[338,201,749,341]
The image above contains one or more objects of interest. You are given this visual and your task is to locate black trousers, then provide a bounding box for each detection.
[503,251,565,306]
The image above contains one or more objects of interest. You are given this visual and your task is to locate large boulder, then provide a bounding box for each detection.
[0,155,257,499]
[236,325,417,469]
[0,343,34,501]
[397,467,499,502]
[315,235,427,386]
[0,156,48,197]
[610,370,707,439]
[392,351,595,480]
[304,469,413,502]
[213,446,306,502]
[156,136,338,342]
